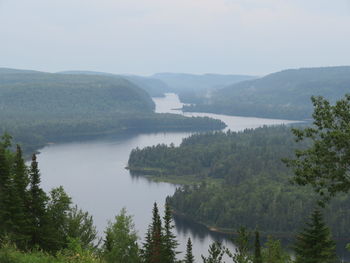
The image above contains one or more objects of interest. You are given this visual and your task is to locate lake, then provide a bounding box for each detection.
[37,93,301,260]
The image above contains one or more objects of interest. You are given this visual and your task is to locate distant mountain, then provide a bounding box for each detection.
[0,67,43,75]
[152,73,257,92]
[184,66,350,120]
[59,70,170,97]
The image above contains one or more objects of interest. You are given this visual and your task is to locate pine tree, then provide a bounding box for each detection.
[0,142,12,239]
[294,209,336,263]
[201,241,225,263]
[10,145,30,248]
[162,203,178,263]
[184,238,195,263]
[253,231,262,263]
[28,153,48,248]
[142,203,163,263]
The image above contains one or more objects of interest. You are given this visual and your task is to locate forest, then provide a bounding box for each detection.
[0,133,343,262]
[0,68,225,153]
[128,125,350,238]
[183,66,350,120]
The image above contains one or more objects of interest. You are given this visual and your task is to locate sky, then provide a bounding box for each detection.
[0,0,350,76]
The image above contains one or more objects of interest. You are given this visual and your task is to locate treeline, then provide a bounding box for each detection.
[128,126,350,237]
[0,134,343,262]
[183,66,350,120]
[0,69,225,153]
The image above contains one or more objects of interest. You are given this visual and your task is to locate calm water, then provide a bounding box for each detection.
[37,93,301,260]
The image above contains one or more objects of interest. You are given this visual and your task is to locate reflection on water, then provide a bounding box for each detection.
[37,93,345,261]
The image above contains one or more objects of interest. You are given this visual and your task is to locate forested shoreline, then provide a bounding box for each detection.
[0,68,225,153]
[128,126,350,239]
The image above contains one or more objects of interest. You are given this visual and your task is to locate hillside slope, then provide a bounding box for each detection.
[184,66,350,120]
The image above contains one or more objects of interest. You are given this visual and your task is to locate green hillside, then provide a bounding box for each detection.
[0,68,225,152]
[59,70,170,97]
[184,66,350,120]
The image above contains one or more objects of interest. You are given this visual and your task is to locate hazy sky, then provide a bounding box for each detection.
[1,0,350,75]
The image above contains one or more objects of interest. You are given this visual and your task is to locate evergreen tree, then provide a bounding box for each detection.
[294,209,336,263]
[10,145,30,248]
[227,227,251,263]
[253,231,262,263]
[0,140,12,240]
[162,203,178,263]
[142,203,163,263]
[28,154,48,248]
[184,238,195,263]
[262,236,291,263]
[201,241,225,263]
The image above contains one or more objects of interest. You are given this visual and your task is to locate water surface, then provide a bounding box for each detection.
[37,93,301,260]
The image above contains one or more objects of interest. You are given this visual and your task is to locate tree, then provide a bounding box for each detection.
[226,227,251,263]
[28,153,48,248]
[262,236,291,263]
[66,205,98,249]
[103,208,140,263]
[43,186,72,252]
[162,203,178,263]
[253,231,262,263]
[285,95,350,202]
[294,209,336,263]
[8,145,30,248]
[142,202,163,263]
[184,238,195,263]
[201,242,225,263]
[0,142,11,239]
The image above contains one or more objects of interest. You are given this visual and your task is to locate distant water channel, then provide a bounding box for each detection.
[37,93,301,261]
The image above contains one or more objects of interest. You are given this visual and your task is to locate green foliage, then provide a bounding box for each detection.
[184,238,195,263]
[201,242,225,263]
[0,136,98,253]
[103,208,140,263]
[294,209,336,263]
[184,66,350,120]
[253,231,262,263]
[285,94,350,202]
[66,206,98,250]
[226,227,251,263]
[141,203,180,263]
[131,126,350,236]
[0,69,225,153]
[262,237,291,263]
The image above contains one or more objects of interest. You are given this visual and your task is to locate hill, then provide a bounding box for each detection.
[0,68,225,152]
[152,73,257,104]
[59,70,170,97]
[184,66,350,120]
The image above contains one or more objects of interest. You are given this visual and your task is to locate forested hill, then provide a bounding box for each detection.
[0,68,225,152]
[0,69,155,119]
[128,126,350,238]
[59,70,170,97]
[152,73,256,92]
[183,66,350,120]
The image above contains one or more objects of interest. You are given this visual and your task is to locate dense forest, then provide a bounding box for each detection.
[0,68,225,152]
[59,71,170,98]
[183,66,350,120]
[128,126,350,238]
[0,134,342,262]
